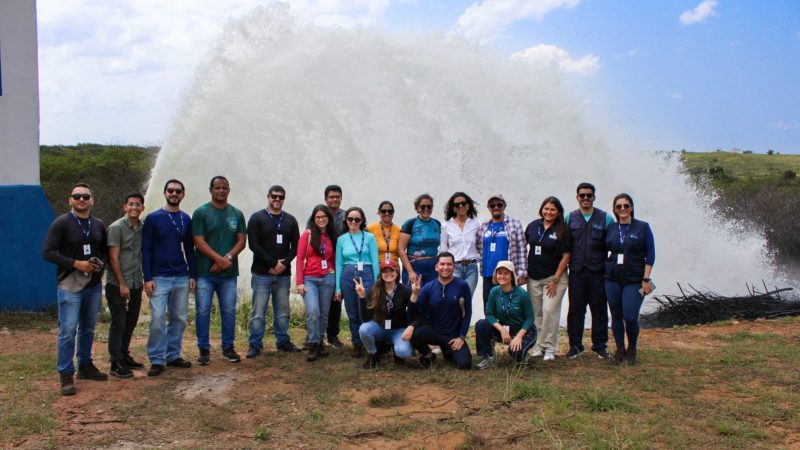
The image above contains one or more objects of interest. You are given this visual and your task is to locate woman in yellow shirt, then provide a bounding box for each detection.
[366,201,401,268]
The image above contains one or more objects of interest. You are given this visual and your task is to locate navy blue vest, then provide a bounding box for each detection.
[568,209,608,272]
[604,219,648,283]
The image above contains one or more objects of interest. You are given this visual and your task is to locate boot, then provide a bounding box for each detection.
[625,346,638,366]
[317,341,329,358]
[611,349,626,366]
[59,372,76,396]
[362,353,380,369]
[306,343,319,362]
[77,362,108,381]
[351,344,364,358]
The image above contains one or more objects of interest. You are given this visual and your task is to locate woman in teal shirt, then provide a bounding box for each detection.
[335,207,380,357]
[398,194,441,287]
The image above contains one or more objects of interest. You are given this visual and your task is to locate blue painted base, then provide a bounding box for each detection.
[0,185,56,311]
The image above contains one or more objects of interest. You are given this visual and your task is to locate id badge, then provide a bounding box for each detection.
[385,252,391,262]
[490,242,496,252]
[83,244,91,255]
[617,254,624,264]
[384,319,392,330]
[534,245,542,255]
[357,261,364,271]
[276,234,283,244]
[321,260,328,270]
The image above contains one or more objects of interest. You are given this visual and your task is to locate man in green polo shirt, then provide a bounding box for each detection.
[106,193,146,378]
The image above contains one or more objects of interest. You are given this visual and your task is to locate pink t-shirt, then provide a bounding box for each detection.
[295,229,336,285]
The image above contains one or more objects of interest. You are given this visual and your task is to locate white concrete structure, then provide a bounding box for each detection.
[0,0,40,184]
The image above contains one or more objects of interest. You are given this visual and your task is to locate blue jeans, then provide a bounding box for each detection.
[146,276,189,365]
[302,274,335,344]
[358,321,413,359]
[605,280,645,351]
[454,262,479,299]
[56,283,102,374]
[249,274,291,349]
[340,264,374,346]
[401,258,436,287]
[196,275,238,350]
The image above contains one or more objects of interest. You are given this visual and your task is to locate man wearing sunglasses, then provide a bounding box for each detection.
[43,183,109,395]
[563,182,615,360]
[246,185,301,357]
[475,194,527,306]
[142,179,197,377]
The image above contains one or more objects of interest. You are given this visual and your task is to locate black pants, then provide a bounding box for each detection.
[105,283,142,362]
[482,276,497,308]
[411,324,472,370]
[567,269,608,352]
[327,297,342,339]
[474,319,536,361]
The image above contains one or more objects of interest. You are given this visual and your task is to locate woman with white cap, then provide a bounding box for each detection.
[474,260,536,369]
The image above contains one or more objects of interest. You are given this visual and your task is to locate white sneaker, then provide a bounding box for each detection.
[475,356,496,370]
[531,348,544,358]
[431,346,443,355]
[543,351,555,361]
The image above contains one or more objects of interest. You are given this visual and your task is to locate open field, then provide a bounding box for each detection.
[1,311,799,449]
[680,151,800,179]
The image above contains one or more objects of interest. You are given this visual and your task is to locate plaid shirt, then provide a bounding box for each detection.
[475,215,528,279]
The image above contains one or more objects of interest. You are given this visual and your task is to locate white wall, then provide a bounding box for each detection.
[0,0,40,185]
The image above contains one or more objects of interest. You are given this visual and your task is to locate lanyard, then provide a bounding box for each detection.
[70,212,92,241]
[385,286,397,312]
[164,209,184,237]
[618,223,630,247]
[268,210,284,230]
[380,224,392,252]
[500,290,513,321]
[349,232,365,260]
[536,221,548,244]
[320,234,328,258]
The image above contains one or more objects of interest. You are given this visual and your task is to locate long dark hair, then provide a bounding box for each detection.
[306,205,337,255]
[444,191,478,220]
[367,269,396,322]
[611,193,635,221]
[538,196,570,255]
[344,206,367,231]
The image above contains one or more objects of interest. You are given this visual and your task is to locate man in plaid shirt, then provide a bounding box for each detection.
[475,194,527,306]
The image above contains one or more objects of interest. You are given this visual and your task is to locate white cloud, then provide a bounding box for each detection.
[36,0,389,144]
[679,0,718,25]
[511,44,599,76]
[455,0,581,42]
[668,91,684,99]
[771,120,800,132]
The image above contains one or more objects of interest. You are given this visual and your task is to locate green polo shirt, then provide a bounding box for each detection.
[106,215,143,288]
[192,202,246,277]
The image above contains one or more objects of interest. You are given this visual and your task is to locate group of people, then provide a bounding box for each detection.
[43,179,655,396]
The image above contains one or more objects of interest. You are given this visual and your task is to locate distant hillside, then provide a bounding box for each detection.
[681,151,800,182]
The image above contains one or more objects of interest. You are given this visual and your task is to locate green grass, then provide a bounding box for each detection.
[681,151,800,179]
[367,390,408,408]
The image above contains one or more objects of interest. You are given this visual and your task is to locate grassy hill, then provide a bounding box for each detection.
[681,151,800,181]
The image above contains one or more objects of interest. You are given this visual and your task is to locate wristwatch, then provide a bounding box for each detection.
[642,277,651,282]
[224,254,233,261]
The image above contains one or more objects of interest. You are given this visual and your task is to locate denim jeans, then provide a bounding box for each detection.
[57,283,103,374]
[196,275,238,350]
[474,319,536,361]
[249,274,291,349]
[605,280,645,352]
[146,276,190,365]
[106,283,143,362]
[454,262,479,299]
[302,273,335,344]
[340,264,374,346]
[358,321,413,359]
[401,258,437,287]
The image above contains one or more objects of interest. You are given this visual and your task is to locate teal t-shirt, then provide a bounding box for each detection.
[400,217,441,258]
[192,202,246,277]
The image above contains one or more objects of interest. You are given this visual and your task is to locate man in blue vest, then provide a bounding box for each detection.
[564,182,614,359]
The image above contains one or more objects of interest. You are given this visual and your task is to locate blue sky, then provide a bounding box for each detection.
[37,0,799,153]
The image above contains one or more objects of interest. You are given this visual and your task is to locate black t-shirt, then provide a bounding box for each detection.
[362,283,416,330]
[524,219,571,280]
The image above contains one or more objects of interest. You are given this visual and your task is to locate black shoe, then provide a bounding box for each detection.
[327,336,344,349]
[59,372,76,396]
[417,353,435,369]
[612,349,626,365]
[317,342,329,357]
[306,343,319,362]
[362,353,380,369]
[147,364,165,377]
[301,337,311,351]
[565,347,583,359]
[77,362,108,381]
[351,344,364,358]
[110,361,133,378]
[246,346,261,359]
[625,348,638,366]
[277,342,301,353]
[222,347,241,363]
[124,355,145,370]
[198,348,210,365]
[167,357,192,368]
[393,355,405,366]
[596,349,610,359]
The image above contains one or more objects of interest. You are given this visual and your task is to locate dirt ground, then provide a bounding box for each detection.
[1,317,799,449]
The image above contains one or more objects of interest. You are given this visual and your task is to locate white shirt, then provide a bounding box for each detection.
[440,217,480,261]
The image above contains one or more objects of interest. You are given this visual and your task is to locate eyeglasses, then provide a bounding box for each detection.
[71,194,91,201]
[615,204,631,210]
[314,215,328,221]
[453,201,468,208]
[418,204,433,211]
[270,194,285,200]
[578,193,594,199]
[166,188,183,195]
[488,202,505,209]
[379,209,394,215]
[346,216,362,223]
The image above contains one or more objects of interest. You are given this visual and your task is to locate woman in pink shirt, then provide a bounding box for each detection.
[296,205,338,361]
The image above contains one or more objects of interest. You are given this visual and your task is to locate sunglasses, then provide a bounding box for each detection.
[615,204,632,210]
[488,202,505,209]
[346,216,363,223]
[453,201,468,208]
[270,194,285,200]
[578,193,594,199]
[379,209,394,214]
[166,188,184,195]
[418,204,433,211]
[71,194,91,201]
